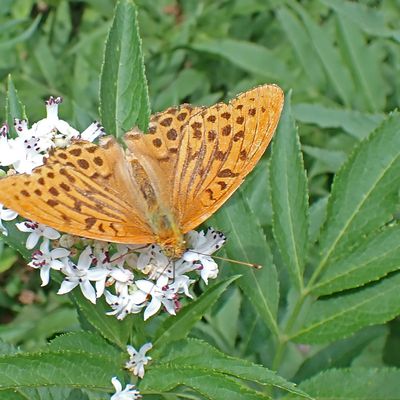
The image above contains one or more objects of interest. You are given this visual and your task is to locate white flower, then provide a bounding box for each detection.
[110,377,141,400]
[30,96,79,141]
[110,244,140,269]
[16,220,60,249]
[137,244,173,280]
[183,227,225,284]
[80,121,106,142]
[57,246,108,303]
[0,203,18,236]
[105,288,146,320]
[0,123,19,166]
[10,135,45,174]
[28,238,70,286]
[135,276,179,320]
[125,343,152,379]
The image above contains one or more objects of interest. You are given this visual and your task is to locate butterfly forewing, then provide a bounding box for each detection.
[174,84,284,232]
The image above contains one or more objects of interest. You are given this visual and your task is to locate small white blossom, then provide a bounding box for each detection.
[16,220,60,249]
[80,121,106,142]
[110,244,140,270]
[137,244,173,280]
[183,227,226,284]
[125,343,152,379]
[30,96,79,142]
[57,246,108,303]
[0,203,18,236]
[110,377,141,400]
[0,123,19,166]
[28,238,70,286]
[135,276,179,320]
[105,288,146,320]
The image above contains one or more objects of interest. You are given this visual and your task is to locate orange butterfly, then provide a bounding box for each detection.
[0,85,283,257]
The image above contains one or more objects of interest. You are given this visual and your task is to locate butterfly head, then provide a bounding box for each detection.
[159,235,186,259]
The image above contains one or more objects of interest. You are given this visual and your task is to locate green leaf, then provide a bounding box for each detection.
[320,0,392,37]
[302,145,347,175]
[311,113,400,287]
[0,245,18,273]
[191,38,289,81]
[143,367,269,400]
[270,92,309,291]
[1,220,32,261]
[312,224,400,295]
[292,103,384,140]
[336,14,386,112]
[210,191,280,338]
[17,387,85,400]
[0,349,121,391]
[48,331,122,360]
[308,197,328,244]
[6,75,25,138]
[276,7,325,88]
[0,15,41,49]
[33,39,58,90]
[153,68,207,111]
[294,325,386,382]
[142,339,311,398]
[290,2,354,107]
[154,275,240,347]
[291,272,400,344]
[70,288,133,349]
[297,367,400,399]
[99,0,150,138]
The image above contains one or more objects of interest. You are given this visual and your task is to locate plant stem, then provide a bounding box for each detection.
[272,288,309,371]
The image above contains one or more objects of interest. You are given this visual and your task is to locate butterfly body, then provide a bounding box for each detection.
[0,85,284,255]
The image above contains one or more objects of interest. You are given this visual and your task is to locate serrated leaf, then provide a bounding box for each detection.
[48,331,122,360]
[16,387,80,400]
[292,103,384,140]
[70,289,133,349]
[5,75,25,138]
[270,92,309,291]
[0,350,121,391]
[290,2,354,107]
[312,224,400,296]
[210,191,280,338]
[291,272,400,344]
[191,38,289,80]
[154,275,239,347]
[99,0,150,138]
[297,367,400,399]
[311,113,400,286]
[142,367,269,400]
[147,339,311,398]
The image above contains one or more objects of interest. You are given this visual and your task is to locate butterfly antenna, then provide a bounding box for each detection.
[192,251,262,269]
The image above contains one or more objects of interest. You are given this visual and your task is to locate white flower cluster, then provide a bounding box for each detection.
[0,97,226,322]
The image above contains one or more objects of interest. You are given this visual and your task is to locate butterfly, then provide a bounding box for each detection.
[0,85,284,257]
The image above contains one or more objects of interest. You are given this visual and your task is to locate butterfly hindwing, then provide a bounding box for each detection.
[0,138,154,243]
